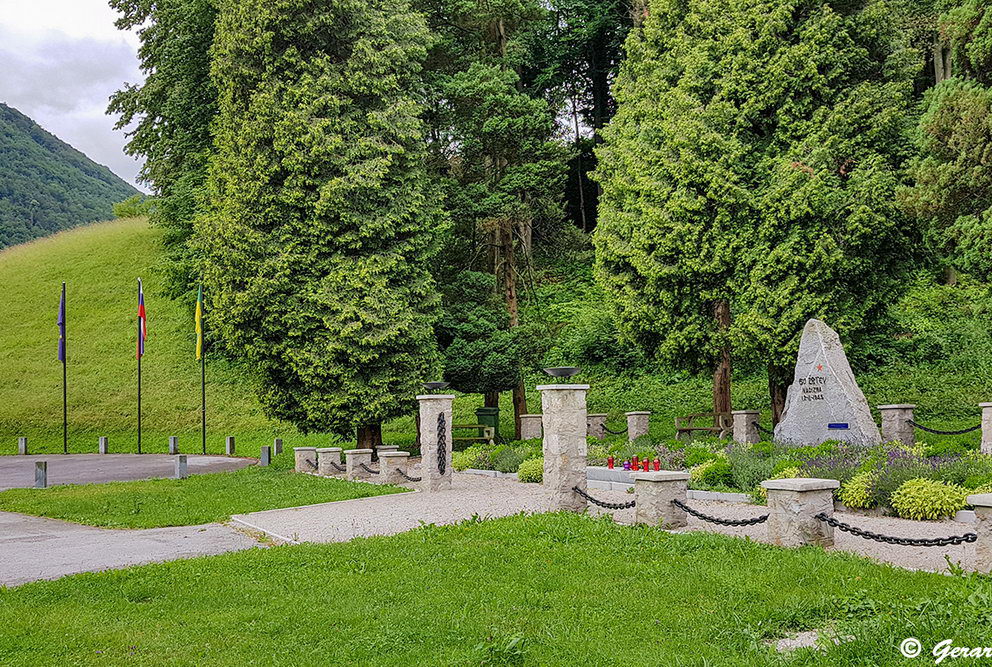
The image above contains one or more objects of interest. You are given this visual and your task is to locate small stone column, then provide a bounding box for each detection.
[225,436,235,456]
[175,454,188,479]
[317,447,343,476]
[632,471,689,528]
[294,447,317,473]
[345,449,374,481]
[98,436,109,454]
[587,414,608,440]
[379,451,411,484]
[417,394,455,492]
[273,438,283,455]
[539,384,590,512]
[981,403,992,455]
[377,445,399,454]
[260,446,271,467]
[761,478,840,548]
[731,410,760,445]
[878,404,916,446]
[968,493,992,572]
[169,436,179,455]
[18,437,27,455]
[34,461,47,488]
[519,414,543,440]
[626,411,651,442]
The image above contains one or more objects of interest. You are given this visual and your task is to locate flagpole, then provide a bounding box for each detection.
[62,282,67,455]
[201,354,206,455]
[137,278,142,455]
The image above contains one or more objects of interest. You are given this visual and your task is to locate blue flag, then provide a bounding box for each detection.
[57,282,66,364]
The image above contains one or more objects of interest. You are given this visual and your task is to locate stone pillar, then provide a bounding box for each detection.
[344,449,374,481]
[175,454,188,479]
[225,436,235,456]
[34,461,47,489]
[519,414,543,440]
[731,410,760,445]
[317,447,343,476]
[260,446,271,467]
[878,404,916,446]
[417,394,455,492]
[98,436,109,455]
[377,445,399,454]
[539,384,590,512]
[626,411,651,442]
[379,451,411,485]
[169,436,179,455]
[632,471,689,528]
[587,414,608,440]
[968,493,992,572]
[273,438,283,455]
[294,447,317,473]
[18,437,27,455]
[981,403,992,456]
[761,478,840,548]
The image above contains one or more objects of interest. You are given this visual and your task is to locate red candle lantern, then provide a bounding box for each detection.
[607,456,615,469]
[632,455,639,470]
[653,458,661,471]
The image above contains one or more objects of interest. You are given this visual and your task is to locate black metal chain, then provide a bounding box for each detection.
[814,513,976,547]
[752,421,775,436]
[604,425,628,435]
[396,468,422,483]
[437,412,447,476]
[906,420,981,436]
[672,499,769,526]
[327,460,345,472]
[572,486,636,509]
[305,458,317,470]
[359,462,380,475]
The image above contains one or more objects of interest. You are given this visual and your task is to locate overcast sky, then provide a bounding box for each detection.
[0,0,148,191]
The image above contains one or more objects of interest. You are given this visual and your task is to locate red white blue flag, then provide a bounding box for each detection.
[136,278,147,359]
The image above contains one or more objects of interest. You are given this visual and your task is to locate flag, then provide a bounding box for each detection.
[195,285,204,360]
[136,279,147,359]
[57,282,66,363]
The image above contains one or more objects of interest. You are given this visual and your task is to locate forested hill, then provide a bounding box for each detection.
[0,102,138,248]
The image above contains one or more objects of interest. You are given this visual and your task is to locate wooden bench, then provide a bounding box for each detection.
[452,423,495,450]
[675,412,733,441]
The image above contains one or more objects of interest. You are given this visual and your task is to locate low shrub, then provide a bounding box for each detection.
[922,439,977,458]
[890,478,968,521]
[690,456,732,487]
[517,457,544,483]
[452,446,490,471]
[751,441,776,457]
[685,446,717,468]
[840,471,878,509]
[727,449,778,494]
[493,448,525,474]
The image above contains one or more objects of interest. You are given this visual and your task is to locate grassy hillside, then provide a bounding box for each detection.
[0,103,138,249]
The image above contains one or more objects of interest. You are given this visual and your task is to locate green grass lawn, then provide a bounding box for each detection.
[0,454,404,528]
[1,512,989,665]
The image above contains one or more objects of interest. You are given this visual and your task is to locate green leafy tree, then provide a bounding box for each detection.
[199,0,444,448]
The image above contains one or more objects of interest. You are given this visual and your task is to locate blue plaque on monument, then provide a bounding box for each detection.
[827,423,850,430]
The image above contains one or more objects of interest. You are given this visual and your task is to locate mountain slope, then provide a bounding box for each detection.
[0,103,138,248]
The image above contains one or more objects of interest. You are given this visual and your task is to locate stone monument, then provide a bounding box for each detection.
[774,319,881,446]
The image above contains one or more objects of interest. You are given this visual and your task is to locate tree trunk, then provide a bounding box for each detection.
[767,365,790,426]
[357,423,382,458]
[712,300,732,415]
[484,392,500,408]
[512,380,526,440]
[497,218,526,438]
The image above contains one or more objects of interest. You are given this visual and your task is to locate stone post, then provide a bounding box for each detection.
[260,446,271,467]
[273,438,283,455]
[18,437,27,455]
[34,461,47,489]
[731,410,760,445]
[175,454,188,479]
[417,394,455,492]
[98,436,109,455]
[587,414,608,440]
[344,449,374,481]
[379,451,411,485]
[519,414,543,440]
[981,403,992,456]
[539,383,590,512]
[626,411,650,442]
[632,471,689,528]
[317,447,343,476]
[377,445,399,454]
[294,447,317,473]
[225,436,235,456]
[878,404,916,446]
[761,478,840,548]
[967,493,992,573]
[169,436,179,455]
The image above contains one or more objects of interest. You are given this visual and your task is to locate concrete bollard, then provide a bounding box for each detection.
[344,449,374,481]
[379,451,411,484]
[417,394,455,492]
[731,410,760,445]
[377,445,399,454]
[169,436,179,455]
[225,436,236,456]
[761,478,840,548]
[175,454,188,479]
[981,403,992,456]
[316,447,343,476]
[273,438,283,456]
[539,383,590,512]
[98,436,109,455]
[586,414,608,440]
[260,445,271,467]
[294,447,317,473]
[519,414,543,440]
[967,493,992,572]
[632,471,690,528]
[878,404,916,446]
[626,411,651,442]
[18,437,27,455]
[34,461,47,489]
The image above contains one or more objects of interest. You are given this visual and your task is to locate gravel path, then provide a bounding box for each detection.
[0,511,259,587]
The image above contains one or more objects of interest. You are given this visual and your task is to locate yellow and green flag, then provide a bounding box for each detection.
[195,286,204,360]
